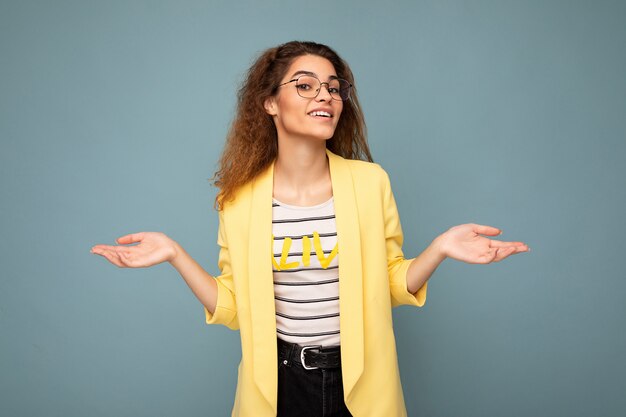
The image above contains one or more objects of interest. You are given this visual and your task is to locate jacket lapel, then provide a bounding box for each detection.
[325,148,365,400]
[248,160,277,409]
[247,148,365,409]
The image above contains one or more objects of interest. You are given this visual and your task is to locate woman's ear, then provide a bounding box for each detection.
[264,97,278,116]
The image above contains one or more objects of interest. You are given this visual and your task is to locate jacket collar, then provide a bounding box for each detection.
[247,148,364,410]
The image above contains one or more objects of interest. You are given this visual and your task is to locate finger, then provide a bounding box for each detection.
[493,247,517,262]
[92,245,129,255]
[472,224,501,237]
[514,245,530,253]
[116,232,145,245]
[92,246,134,267]
[96,248,126,267]
[488,240,527,248]
[91,244,120,251]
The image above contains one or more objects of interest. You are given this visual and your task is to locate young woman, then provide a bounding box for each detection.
[91,41,529,417]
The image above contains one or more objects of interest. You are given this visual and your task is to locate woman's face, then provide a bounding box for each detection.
[265,54,343,143]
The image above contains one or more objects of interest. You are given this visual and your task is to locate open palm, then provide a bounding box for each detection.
[438,224,529,264]
[91,232,177,268]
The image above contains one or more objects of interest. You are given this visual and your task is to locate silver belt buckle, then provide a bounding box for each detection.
[300,345,322,370]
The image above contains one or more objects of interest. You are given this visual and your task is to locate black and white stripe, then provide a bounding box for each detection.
[272,196,341,347]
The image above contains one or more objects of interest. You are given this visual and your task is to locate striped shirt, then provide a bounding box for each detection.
[271,196,340,347]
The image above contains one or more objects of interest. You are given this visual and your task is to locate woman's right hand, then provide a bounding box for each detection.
[90,232,178,268]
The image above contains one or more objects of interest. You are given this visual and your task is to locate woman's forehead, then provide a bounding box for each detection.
[285,55,337,79]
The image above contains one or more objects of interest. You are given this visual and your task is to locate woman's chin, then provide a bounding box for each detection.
[280,126,338,142]
[312,127,338,140]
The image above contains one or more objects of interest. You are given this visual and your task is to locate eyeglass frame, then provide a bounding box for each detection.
[276,75,353,101]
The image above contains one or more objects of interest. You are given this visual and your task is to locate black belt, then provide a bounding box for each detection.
[277,338,341,370]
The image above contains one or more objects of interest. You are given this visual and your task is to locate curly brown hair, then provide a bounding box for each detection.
[211,41,372,211]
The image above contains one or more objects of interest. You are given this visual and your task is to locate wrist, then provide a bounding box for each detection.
[169,241,184,266]
[431,234,448,262]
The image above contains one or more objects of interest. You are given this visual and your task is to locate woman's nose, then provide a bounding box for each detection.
[315,83,333,102]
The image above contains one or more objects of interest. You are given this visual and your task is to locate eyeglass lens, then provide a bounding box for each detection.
[295,76,351,101]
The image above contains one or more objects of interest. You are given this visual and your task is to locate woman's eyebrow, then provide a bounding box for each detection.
[289,70,339,81]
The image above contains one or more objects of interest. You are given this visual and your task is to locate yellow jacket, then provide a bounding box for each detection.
[205,148,428,416]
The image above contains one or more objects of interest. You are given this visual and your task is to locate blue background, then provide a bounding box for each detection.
[1,1,625,416]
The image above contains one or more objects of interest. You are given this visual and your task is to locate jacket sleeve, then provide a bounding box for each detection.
[204,209,239,330]
[382,168,428,308]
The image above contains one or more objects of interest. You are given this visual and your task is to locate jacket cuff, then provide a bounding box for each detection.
[390,258,428,307]
[203,278,238,329]
[204,304,237,326]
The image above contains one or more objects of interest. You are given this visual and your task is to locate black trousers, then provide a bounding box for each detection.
[277,338,353,417]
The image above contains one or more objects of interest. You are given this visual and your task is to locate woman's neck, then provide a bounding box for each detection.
[273,141,332,205]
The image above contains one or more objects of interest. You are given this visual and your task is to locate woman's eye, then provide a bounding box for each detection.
[328,87,340,93]
[296,84,311,90]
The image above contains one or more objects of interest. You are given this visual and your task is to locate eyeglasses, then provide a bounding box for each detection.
[277,75,352,101]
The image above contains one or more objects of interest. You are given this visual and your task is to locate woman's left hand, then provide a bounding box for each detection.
[436,223,529,264]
